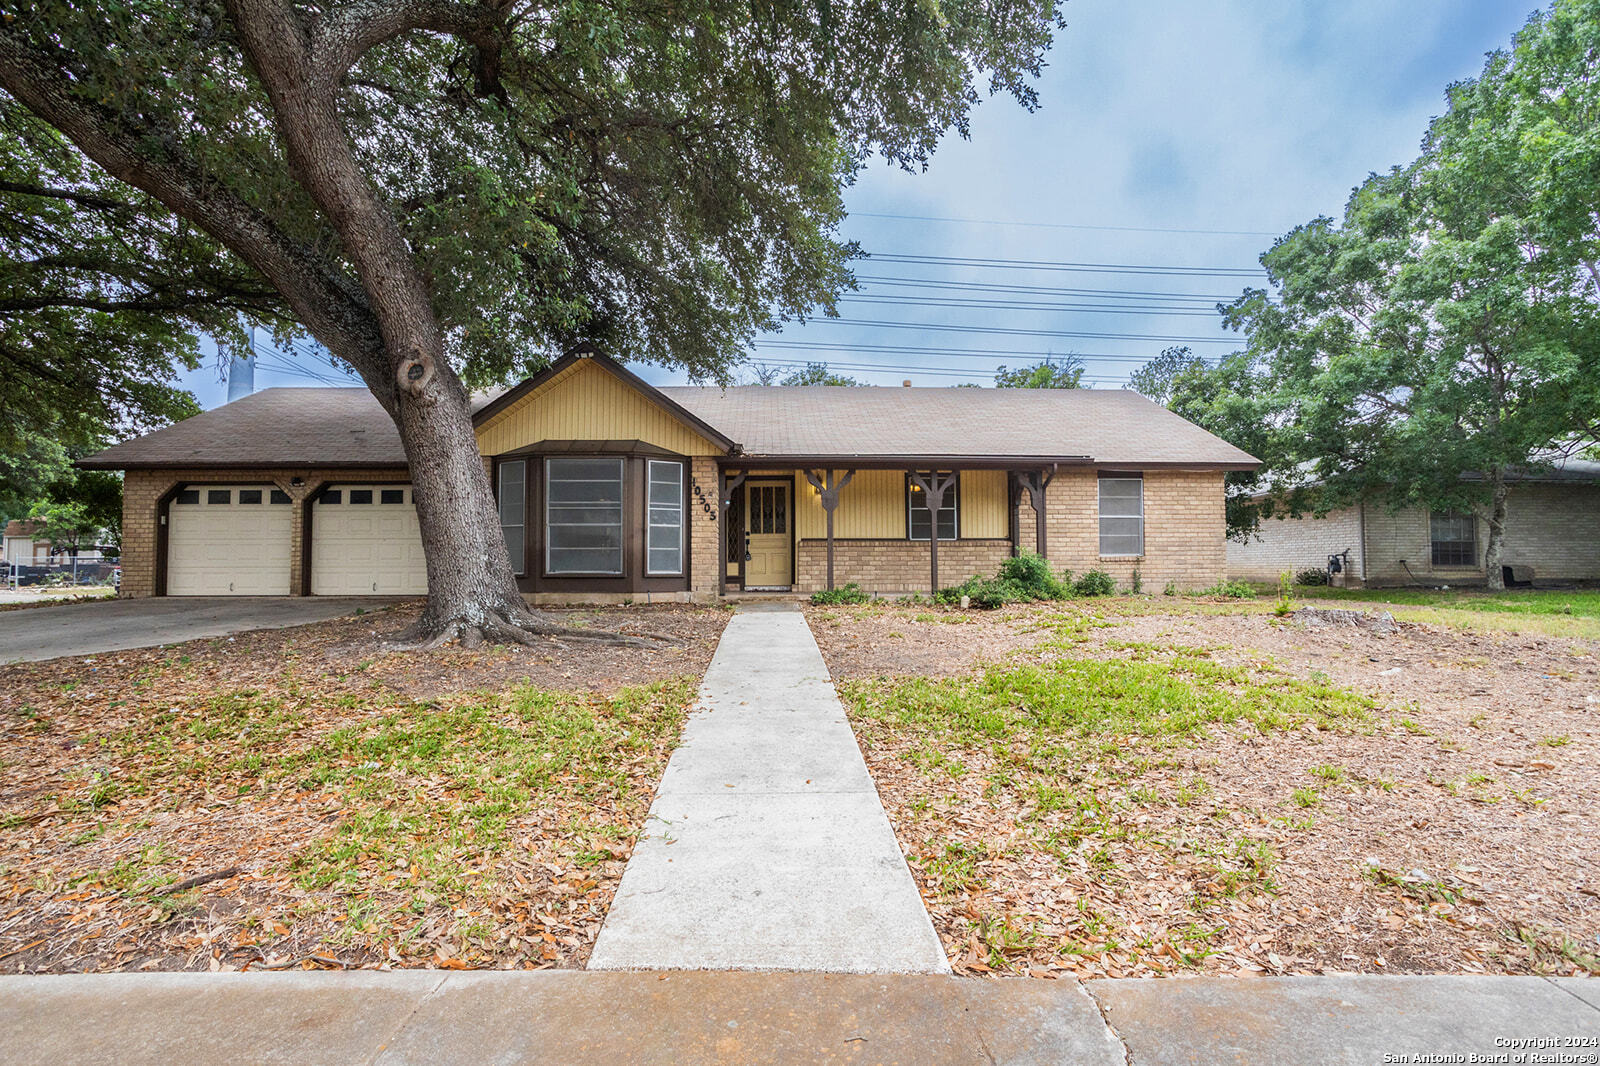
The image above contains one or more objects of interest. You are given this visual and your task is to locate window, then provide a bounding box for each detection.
[320,489,342,505]
[349,489,373,505]
[207,489,231,505]
[175,489,200,505]
[380,489,405,505]
[269,490,291,504]
[907,472,958,541]
[498,461,526,576]
[647,460,685,575]
[748,484,787,534]
[1430,511,1477,567]
[545,457,623,574]
[1099,476,1143,556]
[238,489,263,505]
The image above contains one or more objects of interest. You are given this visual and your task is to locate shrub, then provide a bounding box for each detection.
[1073,569,1116,597]
[1294,567,1330,587]
[1196,579,1256,599]
[1163,581,1177,597]
[1130,566,1142,594]
[810,582,869,605]
[935,552,1073,609]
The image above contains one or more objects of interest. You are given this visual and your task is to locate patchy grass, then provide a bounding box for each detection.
[1290,586,1600,640]
[1,661,697,973]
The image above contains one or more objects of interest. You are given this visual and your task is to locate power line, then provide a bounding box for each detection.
[842,294,1225,317]
[852,211,1280,239]
[748,358,1131,384]
[856,274,1246,302]
[811,319,1239,343]
[754,340,1219,363]
[868,253,1263,277]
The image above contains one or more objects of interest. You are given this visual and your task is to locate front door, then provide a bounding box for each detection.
[744,482,792,588]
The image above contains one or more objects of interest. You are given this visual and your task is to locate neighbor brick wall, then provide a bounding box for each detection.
[1015,469,1227,591]
[119,467,410,598]
[795,539,1013,595]
[1227,505,1365,584]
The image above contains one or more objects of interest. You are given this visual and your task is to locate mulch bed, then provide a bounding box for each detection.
[0,603,729,974]
[809,600,1600,979]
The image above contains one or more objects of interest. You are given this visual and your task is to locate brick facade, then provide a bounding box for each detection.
[688,457,721,600]
[795,538,1013,595]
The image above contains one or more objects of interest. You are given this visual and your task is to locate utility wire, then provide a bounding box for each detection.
[866,253,1264,277]
[851,211,1280,238]
[841,294,1225,317]
[754,340,1222,363]
[814,319,1238,343]
[855,273,1247,302]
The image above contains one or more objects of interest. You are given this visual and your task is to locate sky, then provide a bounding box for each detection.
[177,0,1536,407]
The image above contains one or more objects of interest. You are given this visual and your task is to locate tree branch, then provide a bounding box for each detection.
[309,0,510,87]
[0,179,131,212]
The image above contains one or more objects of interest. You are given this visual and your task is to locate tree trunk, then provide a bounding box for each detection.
[1482,467,1509,592]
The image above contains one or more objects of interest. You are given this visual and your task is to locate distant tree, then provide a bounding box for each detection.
[744,363,784,386]
[1224,0,1600,588]
[779,362,864,386]
[993,353,1086,388]
[0,0,1064,644]
[26,498,102,566]
[1126,346,1205,406]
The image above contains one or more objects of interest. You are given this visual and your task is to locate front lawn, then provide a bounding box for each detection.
[1291,586,1600,640]
[814,601,1600,979]
[0,604,726,973]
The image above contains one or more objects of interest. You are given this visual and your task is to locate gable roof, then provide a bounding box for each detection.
[81,354,1260,471]
[661,384,1258,467]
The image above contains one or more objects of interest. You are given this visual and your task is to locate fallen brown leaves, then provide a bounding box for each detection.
[0,603,727,974]
[822,599,1600,979]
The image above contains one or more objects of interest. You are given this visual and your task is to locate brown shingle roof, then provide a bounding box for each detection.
[660,385,1258,467]
[82,379,1259,470]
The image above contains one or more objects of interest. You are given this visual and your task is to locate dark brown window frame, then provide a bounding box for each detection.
[905,471,959,541]
[1429,510,1478,568]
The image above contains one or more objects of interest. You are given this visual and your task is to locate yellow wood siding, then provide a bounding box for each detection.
[791,469,1008,540]
[475,359,721,457]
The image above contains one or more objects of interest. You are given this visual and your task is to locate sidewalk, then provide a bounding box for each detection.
[0,971,1593,1065]
[588,604,948,972]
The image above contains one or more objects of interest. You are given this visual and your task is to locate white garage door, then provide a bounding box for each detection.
[167,485,293,595]
[310,484,428,595]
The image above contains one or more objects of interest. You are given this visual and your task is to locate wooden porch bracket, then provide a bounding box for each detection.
[1016,465,1058,558]
[907,470,959,595]
[803,468,855,591]
[718,470,747,596]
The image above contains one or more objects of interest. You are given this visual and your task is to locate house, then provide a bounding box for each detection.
[3,520,49,566]
[1226,460,1600,586]
[80,353,1258,600]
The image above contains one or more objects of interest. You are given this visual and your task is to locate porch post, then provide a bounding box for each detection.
[908,470,958,595]
[1019,465,1056,558]
[804,468,855,591]
[718,469,746,596]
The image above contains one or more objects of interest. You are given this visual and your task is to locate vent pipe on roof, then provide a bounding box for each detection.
[902,379,912,387]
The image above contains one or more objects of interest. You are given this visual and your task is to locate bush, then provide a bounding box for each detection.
[1073,569,1116,597]
[1196,579,1257,599]
[810,582,869,605]
[1294,566,1330,586]
[935,551,1073,609]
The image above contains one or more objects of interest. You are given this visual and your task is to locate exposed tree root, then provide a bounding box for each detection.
[384,600,664,651]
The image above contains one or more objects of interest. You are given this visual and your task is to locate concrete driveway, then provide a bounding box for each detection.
[0,596,407,663]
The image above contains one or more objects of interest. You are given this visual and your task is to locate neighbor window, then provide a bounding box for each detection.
[647,460,685,575]
[498,461,526,576]
[1098,476,1144,556]
[1430,511,1476,567]
[545,457,623,575]
[907,472,959,541]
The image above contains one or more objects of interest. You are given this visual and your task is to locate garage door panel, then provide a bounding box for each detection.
[167,485,292,596]
[311,484,428,596]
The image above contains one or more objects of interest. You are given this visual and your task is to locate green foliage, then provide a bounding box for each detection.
[1129,567,1142,594]
[1294,567,1330,587]
[1217,1,1600,571]
[810,582,869,605]
[1072,569,1116,597]
[993,354,1086,389]
[1195,579,1256,600]
[935,551,1072,609]
[1125,345,1204,407]
[778,362,864,387]
[1273,572,1295,617]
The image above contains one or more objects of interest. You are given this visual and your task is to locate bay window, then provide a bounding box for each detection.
[545,457,624,575]
[647,460,685,575]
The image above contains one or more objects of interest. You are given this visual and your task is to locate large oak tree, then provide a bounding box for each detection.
[0,0,1061,643]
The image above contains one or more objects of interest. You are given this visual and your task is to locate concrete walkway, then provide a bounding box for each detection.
[588,604,949,973]
[2,972,1595,1065]
[0,596,404,663]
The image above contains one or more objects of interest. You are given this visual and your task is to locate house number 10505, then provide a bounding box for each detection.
[691,481,717,521]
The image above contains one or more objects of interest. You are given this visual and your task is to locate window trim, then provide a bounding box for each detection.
[498,460,528,577]
[645,459,686,576]
[543,456,626,577]
[1429,509,1478,568]
[1098,474,1145,558]
[905,471,960,541]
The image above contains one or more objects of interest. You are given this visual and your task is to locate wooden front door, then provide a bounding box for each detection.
[744,482,792,588]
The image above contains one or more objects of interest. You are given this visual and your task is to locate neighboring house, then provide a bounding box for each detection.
[2,520,50,566]
[81,353,1258,600]
[1227,460,1600,586]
